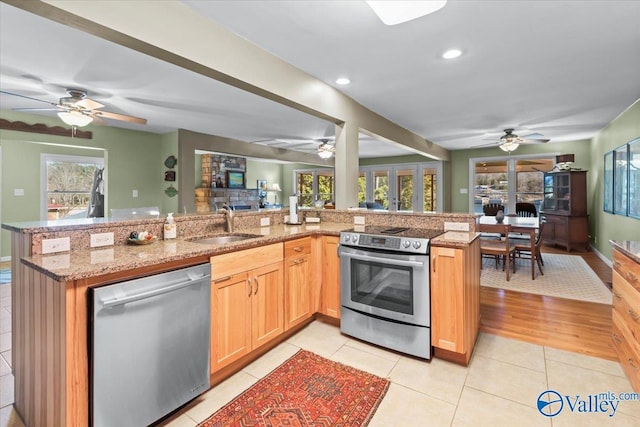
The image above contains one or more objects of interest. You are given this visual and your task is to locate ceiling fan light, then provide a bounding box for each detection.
[499,142,519,152]
[318,148,334,159]
[366,0,447,25]
[57,111,93,127]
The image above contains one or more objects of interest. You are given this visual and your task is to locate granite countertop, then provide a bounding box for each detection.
[432,231,482,248]
[610,240,640,264]
[22,223,352,282]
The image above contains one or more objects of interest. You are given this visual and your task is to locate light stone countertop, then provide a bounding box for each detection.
[432,231,482,248]
[22,223,352,282]
[610,240,640,264]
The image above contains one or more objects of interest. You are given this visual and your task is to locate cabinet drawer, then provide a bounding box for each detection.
[612,271,640,354]
[613,251,640,293]
[612,319,640,392]
[284,237,311,258]
[211,243,283,279]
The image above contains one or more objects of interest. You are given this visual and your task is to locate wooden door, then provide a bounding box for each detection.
[251,262,284,349]
[321,236,341,318]
[430,246,464,352]
[284,254,311,330]
[211,272,252,372]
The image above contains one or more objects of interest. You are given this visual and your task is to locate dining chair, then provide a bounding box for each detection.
[514,222,546,280]
[483,203,505,216]
[515,202,538,217]
[479,223,516,281]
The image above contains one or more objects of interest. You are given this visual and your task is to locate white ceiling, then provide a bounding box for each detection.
[1,1,639,159]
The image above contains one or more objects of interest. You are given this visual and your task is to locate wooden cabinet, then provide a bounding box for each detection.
[612,249,640,392]
[210,244,284,372]
[321,235,341,319]
[430,238,480,365]
[540,170,589,252]
[284,237,312,330]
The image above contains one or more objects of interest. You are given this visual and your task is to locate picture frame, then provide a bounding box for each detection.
[226,170,245,189]
[603,151,613,213]
[257,179,267,197]
[629,137,640,219]
[614,144,628,216]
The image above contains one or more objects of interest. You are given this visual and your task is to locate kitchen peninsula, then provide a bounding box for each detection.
[3,209,480,427]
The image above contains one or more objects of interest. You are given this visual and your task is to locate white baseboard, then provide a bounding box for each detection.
[590,245,612,268]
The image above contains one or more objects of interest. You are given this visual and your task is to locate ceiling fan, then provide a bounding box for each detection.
[478,128,550,152]
[1,88,147,127]
[317,138,335,159]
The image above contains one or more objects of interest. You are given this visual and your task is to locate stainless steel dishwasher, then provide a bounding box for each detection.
[91,263,211,427]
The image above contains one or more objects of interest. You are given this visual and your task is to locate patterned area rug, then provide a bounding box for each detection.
[198,350,389,427]
[481,254,612,304]
[0,269,10,285]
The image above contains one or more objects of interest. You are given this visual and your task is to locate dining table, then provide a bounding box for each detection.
[477,215,539,233]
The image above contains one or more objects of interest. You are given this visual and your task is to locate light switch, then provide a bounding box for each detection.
[132,189,139,198]
[14,188,24,196]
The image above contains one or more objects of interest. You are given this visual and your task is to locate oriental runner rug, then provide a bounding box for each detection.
[0,269,10,285]
[197,350,390,427]
[481,253,612,304]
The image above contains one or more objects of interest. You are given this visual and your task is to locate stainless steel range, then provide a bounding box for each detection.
[338,226,442,359]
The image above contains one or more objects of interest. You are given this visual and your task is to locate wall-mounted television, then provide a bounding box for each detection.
[226,170,245,189]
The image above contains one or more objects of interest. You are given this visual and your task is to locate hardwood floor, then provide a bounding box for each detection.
[480,244,617,361]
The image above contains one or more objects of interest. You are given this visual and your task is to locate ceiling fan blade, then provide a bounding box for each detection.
[519,132,546,140]
[91,110,147,124]
[76,97,104,110]
[12,107,59,112]
[0,90,57,106]
[520,138,550,144]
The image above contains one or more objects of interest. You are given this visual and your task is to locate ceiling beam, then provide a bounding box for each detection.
[4,0,450,162]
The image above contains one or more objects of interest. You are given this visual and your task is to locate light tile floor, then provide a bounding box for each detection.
[1,290,639,426]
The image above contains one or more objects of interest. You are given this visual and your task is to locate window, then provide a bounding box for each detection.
[470,155,553,214]
[41,154,104,220]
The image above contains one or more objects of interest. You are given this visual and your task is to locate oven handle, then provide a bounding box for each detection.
[339,250,426,268]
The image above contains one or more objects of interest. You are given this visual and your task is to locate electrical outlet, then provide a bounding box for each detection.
[444,222,470,231]
[354,216,366,225]
[41,237,71,254]
[90,232,115,248]
[132,189,139,198]
[260,217,270,227]
[14,188,25,196]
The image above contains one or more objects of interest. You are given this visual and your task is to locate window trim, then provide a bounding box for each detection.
[40,153,105,220]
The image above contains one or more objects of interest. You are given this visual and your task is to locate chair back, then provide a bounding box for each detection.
[516,202,537,217]
[479,223,512,246]
[483,203,505,216]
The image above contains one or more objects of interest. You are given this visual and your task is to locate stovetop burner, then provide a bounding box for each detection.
[380,227,410,235]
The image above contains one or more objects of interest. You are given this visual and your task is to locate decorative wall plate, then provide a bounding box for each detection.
[164,155,177,169]
[165,185,178,197]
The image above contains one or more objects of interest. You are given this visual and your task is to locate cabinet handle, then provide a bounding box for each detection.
[253,276,258,295]
[626,271,638,285]
[628,358,639,371]
[628,309,639,321]
[433,256,436,273]
[612,290,622,300]
[612,333,622,344]
[247,278,252,297]
[294,246,303,252]
[214,276,231,283]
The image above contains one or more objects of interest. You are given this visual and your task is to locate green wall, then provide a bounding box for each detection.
[590,100,640,259]
[0,110,168,257]
[449,139,593,214]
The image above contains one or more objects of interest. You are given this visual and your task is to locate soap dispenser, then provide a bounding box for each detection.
[164,213,177,239]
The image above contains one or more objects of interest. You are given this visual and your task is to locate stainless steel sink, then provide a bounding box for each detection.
[190,233,262,245]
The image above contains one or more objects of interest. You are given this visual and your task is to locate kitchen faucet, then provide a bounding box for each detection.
[221,204,234,232]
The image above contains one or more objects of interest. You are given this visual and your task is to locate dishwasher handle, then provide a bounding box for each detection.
[101,271,210,308]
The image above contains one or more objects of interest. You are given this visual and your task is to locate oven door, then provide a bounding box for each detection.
[339,245,430,326]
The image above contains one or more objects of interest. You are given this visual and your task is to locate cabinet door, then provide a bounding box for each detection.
[431,246,464,352]
[211,272,252,372]
[284,254,311,330]
[321,236,341,319]
[251,262,284,349]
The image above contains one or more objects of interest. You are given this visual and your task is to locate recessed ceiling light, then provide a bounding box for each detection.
[366,1,447,26]
[336,77,351,85]
[442,49,462,59]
